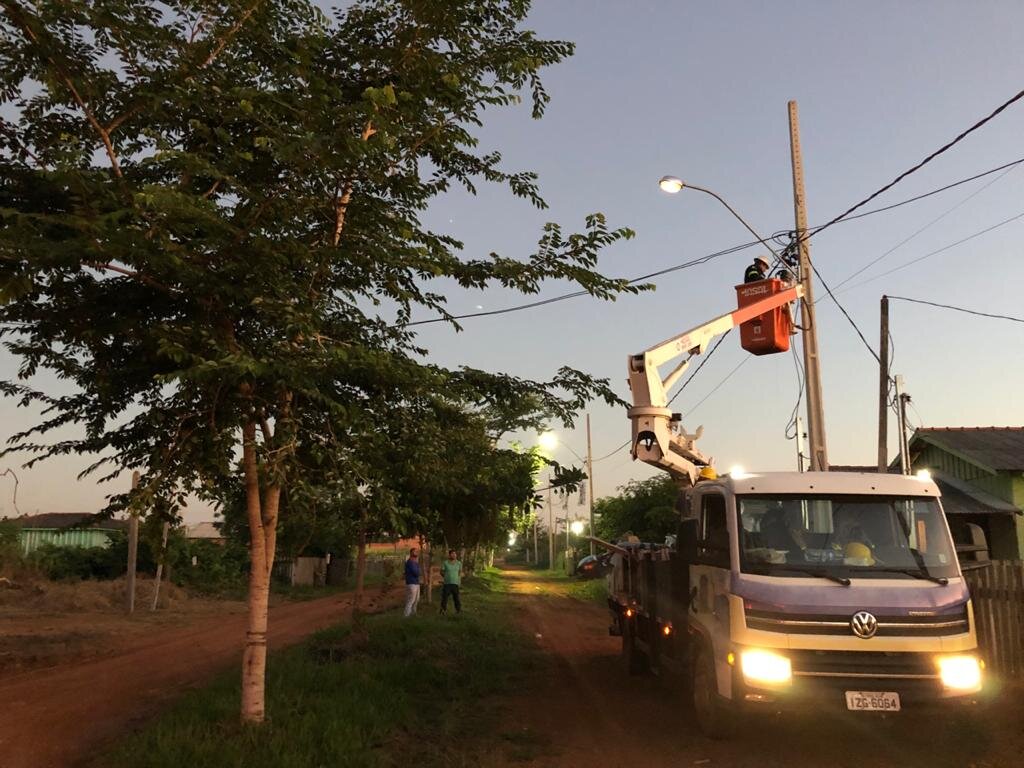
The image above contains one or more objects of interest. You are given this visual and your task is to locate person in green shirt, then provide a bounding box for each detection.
[440,549,462,615]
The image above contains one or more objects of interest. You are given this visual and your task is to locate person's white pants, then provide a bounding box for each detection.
[403,584,420,617]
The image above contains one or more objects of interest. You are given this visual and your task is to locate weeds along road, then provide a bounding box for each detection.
[0,590,396,768]
[502,567,1024,768]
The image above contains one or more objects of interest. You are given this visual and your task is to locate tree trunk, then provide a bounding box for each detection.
[353,519,367,610]
[239,421,283,725]
[424,538,433,604]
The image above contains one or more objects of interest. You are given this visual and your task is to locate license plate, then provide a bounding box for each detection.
[845,691,901,711]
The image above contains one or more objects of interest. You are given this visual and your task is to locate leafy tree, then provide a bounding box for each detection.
[594,476,680,543]
[0,0,640,722]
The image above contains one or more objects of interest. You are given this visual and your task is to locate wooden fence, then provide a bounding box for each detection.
[965,560,1024,678]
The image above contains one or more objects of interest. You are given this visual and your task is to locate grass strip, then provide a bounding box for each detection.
[100,570,537,768]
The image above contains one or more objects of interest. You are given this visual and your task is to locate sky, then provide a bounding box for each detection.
[2,1,1024,523]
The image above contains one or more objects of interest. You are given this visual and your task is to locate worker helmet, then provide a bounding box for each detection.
[754,256,770,270]
[697,466,718,481]
[843,541,875,566]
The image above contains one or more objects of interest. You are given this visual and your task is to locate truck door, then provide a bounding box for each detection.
[692,490,733,696]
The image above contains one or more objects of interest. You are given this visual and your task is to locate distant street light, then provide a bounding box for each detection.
[534,421,597,556]
[570,520,585,536]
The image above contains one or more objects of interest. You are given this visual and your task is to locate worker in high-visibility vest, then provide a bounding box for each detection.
[744,255,769,283]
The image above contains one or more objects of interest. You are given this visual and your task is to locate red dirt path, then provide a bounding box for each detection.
[0,591,394,768]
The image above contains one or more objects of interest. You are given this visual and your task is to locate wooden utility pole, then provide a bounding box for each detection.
[788,100,829,471]
[586,413,596,556]
[547,481,554,569]
[126,471,140,614]
[150,520,170,611]
[877,296,890,473]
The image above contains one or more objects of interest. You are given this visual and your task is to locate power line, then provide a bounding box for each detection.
[406,241,760,327]
[405,153,1024,328]
[833,162,1021,289]
[886,295,1024,324]
[804,86,1024,241]
[666,331,732,407]
[809,261,881,363]
[804,155,1024,233]
[681,355,750,420]
[841,210,1024,291]
[804,86,1024,369]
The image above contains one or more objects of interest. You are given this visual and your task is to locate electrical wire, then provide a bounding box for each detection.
[809,261,881,363]
[680,355,751,421]
[886,295,1024,324]
[801,86,1024,242]
[666,331,732,407]
[833,162,1021,289]
[406,240,760,327]
[405,153,1024,328]
[840,210,1024,291]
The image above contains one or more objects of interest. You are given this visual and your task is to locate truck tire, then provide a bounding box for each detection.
[621,621,648,675]
[692,646,734,740]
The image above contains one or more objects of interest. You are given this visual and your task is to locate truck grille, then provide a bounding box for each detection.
[788,650,939,680]
[744,606,968,637]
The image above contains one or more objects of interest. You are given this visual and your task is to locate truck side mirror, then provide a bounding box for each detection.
[677,518,698,563]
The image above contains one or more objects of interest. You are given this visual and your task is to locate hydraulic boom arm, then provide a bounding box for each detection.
[627,284,803,485]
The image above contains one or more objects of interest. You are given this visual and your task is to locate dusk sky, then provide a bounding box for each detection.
[2,1,1023,523]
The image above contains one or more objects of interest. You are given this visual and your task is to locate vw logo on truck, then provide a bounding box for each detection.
[850,611,879,639]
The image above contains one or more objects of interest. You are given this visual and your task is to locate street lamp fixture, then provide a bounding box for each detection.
[658,175,685,194]
[656,175,781,260]
[538,431,558,452]
[570,520,585,536]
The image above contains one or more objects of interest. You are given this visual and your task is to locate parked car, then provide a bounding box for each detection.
[575,552,613,579]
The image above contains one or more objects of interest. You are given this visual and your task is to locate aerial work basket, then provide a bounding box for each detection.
[735,278,793,355]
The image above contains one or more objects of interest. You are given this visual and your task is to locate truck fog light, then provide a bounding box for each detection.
[937,655,982,692]
[740,648,792,686]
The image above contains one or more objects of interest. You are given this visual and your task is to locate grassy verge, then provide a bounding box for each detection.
[564,577,608,605]
[98,569,539,768]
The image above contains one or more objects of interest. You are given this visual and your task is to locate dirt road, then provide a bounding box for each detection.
[0,590,394,768]
[504,568,1024,768]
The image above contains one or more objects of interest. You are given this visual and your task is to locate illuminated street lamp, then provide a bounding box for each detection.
[570,520,585,536]
[657,175,781,259]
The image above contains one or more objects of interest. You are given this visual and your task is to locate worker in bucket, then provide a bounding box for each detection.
[744,255,770,283]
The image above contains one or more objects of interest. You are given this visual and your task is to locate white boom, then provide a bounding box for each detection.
[626,284,804,485]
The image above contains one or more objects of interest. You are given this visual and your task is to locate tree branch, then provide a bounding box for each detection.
[201,1,264,69]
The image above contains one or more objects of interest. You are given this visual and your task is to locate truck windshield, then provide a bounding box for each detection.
[737,495,958,580]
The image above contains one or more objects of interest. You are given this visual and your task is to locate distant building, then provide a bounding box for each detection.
[907,427,1024,560]
[185,521,225,544]
[8,513,128,555]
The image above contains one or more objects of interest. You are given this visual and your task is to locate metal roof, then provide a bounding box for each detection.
[6,513,127,530]
[706,471,939,497]
[911,427,1024,472]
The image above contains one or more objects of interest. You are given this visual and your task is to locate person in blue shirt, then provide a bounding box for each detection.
[403,547,421,618]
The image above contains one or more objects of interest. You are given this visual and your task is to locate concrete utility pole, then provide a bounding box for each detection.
[547,481,554,569]
[533,515,539,565]
[788,100,829,471]
[795,415,806,472]
[878,296,891,472]
[586,413,596,556]
[126,471,140,614]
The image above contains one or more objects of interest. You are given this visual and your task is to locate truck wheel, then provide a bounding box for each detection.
[692,646,734,740]
[622,621,648,675]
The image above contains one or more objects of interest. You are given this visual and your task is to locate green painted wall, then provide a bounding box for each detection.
[19,528,115,555]
[912,443,1023,560]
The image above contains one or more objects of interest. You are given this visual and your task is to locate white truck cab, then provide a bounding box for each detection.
[609,470,985,738]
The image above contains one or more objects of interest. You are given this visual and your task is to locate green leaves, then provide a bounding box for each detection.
[0,0,637,549]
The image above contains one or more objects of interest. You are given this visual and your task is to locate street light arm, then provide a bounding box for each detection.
[683,183,782,260]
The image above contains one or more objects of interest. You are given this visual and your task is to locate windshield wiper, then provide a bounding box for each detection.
[772,566,851,586]
[872,567,949,586]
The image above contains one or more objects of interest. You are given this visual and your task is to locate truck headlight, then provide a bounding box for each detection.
[740,648,792,686]
[937,655,983,692]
